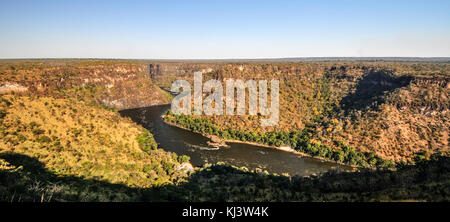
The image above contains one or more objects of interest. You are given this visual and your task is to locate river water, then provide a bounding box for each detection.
[119,105,351,176]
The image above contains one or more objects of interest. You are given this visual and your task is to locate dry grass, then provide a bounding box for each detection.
[0,95,187,189]
[152,62,449,162]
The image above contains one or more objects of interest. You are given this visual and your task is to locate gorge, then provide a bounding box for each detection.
[1,59,449,202]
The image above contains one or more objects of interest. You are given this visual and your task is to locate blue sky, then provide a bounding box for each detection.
[1,0,449,59]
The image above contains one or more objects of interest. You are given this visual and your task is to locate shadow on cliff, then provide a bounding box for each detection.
[1,152,449,202]
[339,69,413,113]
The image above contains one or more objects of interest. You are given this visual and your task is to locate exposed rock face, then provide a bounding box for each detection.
[206,135,227,148]
[149,64,161,78]
[148,63,222,90]
[0,83,28,94]
[0,61,171,109]
[175,162,195,172]
[340,69,414,112]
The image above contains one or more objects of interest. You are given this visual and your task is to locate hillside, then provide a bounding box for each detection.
[0,95,191,201]
[153,62,449,163]
[0,93,447,202]
[0,60,171,109]
[0,60,448,202]
[160,155,450,202]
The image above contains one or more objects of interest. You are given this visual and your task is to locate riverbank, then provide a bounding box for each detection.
[121,105,356,176]
[162,116,359,170]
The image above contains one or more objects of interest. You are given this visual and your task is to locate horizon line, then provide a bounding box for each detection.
[1,56,450,61]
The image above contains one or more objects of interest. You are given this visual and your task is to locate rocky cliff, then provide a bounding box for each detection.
[0,60,171,109]
[149,61,449,162]
[1,60,448,162]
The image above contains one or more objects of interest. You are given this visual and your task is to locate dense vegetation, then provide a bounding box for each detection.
[164,112,395,168]
[1,60,448,202]
[158,154,450,202]
[0,95,190,201]
[152,62,449,163]
[1,151,448,202]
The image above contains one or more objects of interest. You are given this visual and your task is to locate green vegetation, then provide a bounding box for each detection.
[1,152,448,202]
[153,62,449,163]
[164,112,394,169]
[136,129,158,153]
[1,60,448,202]
[158,154,449,202]
[0,95,191,201]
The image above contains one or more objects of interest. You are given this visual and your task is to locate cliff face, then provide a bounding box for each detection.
[0,60,171,109]
[149,62,449,162]
[334,70,449,162]
[149,62,221,91]
[1,60,448,162]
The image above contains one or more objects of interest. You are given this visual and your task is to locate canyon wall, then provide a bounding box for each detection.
[1,60,448,162]
[148,61,449,162]
[0,60,171,109]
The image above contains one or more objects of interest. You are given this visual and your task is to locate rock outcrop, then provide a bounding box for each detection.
[0,60,171,109]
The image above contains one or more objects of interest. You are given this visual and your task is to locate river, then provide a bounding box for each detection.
[119,105,352,176]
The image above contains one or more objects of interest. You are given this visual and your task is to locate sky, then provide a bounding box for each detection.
[1,0,450,59]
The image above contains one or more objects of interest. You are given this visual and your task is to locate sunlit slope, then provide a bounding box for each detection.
[153,62,449,163]
[0,95,190,201]
[0,60,171,109]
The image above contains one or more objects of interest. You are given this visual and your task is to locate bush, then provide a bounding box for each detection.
[0,109,6,119]
[32,128,45,135]
[17,134,27,142]
[71,128,83,137]
[162,161,175,174]
[37,135,52,143]
[177,155,190,163]
[136,129,157,153]
[29,121,40,128]
[333,150,345,162]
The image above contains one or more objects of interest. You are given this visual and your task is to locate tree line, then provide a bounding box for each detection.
[164,112,395,169]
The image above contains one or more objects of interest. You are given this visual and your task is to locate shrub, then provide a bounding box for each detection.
[162,161,175,174]
[136,129,157,153]
[17,134,27,142]
[0,109,6,119]
[37,135,52,143]
[177,155,190,163]
[71,128,83,137]
[29,122,40,128]
[333,150,346,162]
[32,128,45,135]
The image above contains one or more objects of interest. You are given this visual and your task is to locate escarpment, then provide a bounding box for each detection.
[1,60,448,163]
[149,62,449,163]
[0,60,171,109]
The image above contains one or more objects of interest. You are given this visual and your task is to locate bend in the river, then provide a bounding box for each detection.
[119,105,352,176]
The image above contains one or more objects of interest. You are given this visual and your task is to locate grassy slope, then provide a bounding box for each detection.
[0,95,189,201]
